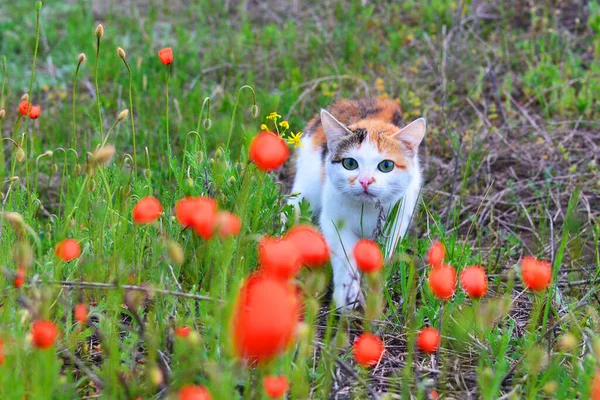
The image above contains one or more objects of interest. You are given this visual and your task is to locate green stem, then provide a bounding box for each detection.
[72,61,82,149]
[101,120,119,149]
[122,58,136,173]
[226,85,257,151]
[165,64,171,157]
[95,36,103,139]
[1,55,6,109]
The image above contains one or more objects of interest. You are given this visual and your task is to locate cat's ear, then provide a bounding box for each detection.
[391,118,426,155]
[321,109,350,150]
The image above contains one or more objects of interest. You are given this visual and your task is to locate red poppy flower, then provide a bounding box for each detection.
[258,237,301,281]
[18,100,30,116]
[175,196,217,231]
[29,105,41,119]
[74,303,88,324]
[215,211,241,238]
[284,225,329,267]
[31,320,59,349]
[263,375,289,399]
[591,371,600,400]
[14,268,25,288]
[430,390,439,399]
[249,131,289,172]
[417,327,440,354]
[460,266,488,298]
[158,48,173,65]
[353,333,384,367]
[428,264,456,300]
[0,338,4,365]
[175,326,191,338]
[427,241,445,268]
[133,196,163,224]
[353,239,384,273]
[232,273,300,363]
[55,239,81,262]
[178,385,212,400]
[521,256,552,291]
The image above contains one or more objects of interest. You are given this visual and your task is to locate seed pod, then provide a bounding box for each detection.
[95,24,104,39]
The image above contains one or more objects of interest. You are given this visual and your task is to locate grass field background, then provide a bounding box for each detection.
[1,0,600,398]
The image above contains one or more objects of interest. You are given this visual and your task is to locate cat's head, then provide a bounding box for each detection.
[321,109,425,204]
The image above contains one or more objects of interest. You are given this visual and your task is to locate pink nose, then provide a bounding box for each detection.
[359,176,374,190]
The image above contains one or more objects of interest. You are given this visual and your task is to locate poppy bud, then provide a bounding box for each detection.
[203,118,212,130]
[167,240,185,265]
[250,104,260,118]
[51,163,58,174]
[95,24,104,39]
[35,1,42,11]
[16,148,26,162]
[92,144,116,165]
[0,109,5,119]
[77,53,87,64]
[21,93,29,102]
[117,47,126,59]
[117,109,129,121]
[3,212,25,233]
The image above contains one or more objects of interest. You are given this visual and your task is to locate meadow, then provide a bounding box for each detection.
[1,0,600,398]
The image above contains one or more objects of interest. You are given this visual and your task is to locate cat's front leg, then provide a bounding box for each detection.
[321,218,364,311]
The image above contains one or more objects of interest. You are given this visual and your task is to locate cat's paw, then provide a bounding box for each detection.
[333,278,364,312]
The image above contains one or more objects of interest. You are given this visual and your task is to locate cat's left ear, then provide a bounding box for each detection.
[391,118,426,155]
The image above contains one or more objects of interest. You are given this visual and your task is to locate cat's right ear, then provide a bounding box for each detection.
[321,110,350,151]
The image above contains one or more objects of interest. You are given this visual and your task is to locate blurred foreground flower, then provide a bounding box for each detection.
[285,224,329,267]
[428,264,456,300]
[215,211,241,238]
[417,327,440,354]
[249,131,289,171]
[232,273,300,363]
[178,384,212,400]
[258,237,301,281]
[175,326,192,338]
[263,375,289,399]
[353,333,384,367]
[521,256,552,291]
[55,238,81,262]
[74,303,88,324]
[427,241,445,268]
[353,239,383,273]
[18,100,30,116]
[29,105,41,119]
[460,266,488,298]
[133,196,163,224]
[31,320,59,349]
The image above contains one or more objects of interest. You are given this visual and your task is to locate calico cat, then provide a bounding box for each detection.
[288,98,425,310]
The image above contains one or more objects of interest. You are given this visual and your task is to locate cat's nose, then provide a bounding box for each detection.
[359,176,374,190]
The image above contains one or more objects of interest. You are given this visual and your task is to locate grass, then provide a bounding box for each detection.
[1,0,600,398]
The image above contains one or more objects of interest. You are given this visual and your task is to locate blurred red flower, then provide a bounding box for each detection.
[55,239,81,262]
[521,256,552,291]
[353,333,384,367]
[14,268,25,288]
[29,105,41,119]
[31,320,59,349]
[18,100,30,116]
[158,48,173,65]
[263,375,289,399]
[258,237,301,281]
[427,241,445,269]
[133,196,163,224]
[175,326,192,338]
[417,327,440,354]
[428,264,456,300]
[285,224,329,267]
[232,273,300,363]
[460,266,488,298]
[353,239,383,273]
[215,211,241,238]
[178,385,211,400]
[74,303,88,324]
[249,131,289,172]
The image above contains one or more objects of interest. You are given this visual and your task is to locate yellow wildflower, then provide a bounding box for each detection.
[266,112,281,121]
[279,120,290,130]
[287,131,304,148]
[260,124,268,131]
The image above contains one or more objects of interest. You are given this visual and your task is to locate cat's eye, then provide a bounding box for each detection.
[341,158,358,170]
[378,160,394,173]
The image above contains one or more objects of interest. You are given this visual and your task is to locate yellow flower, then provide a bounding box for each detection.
[260,124,268,131]
[287,131,304,148]
[266,112,281,121]
[279,120,290,130]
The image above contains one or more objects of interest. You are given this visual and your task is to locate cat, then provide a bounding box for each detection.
[288,98,425,310]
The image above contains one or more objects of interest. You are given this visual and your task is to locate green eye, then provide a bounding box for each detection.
[341,158,358,170]
[378,160,394,173]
